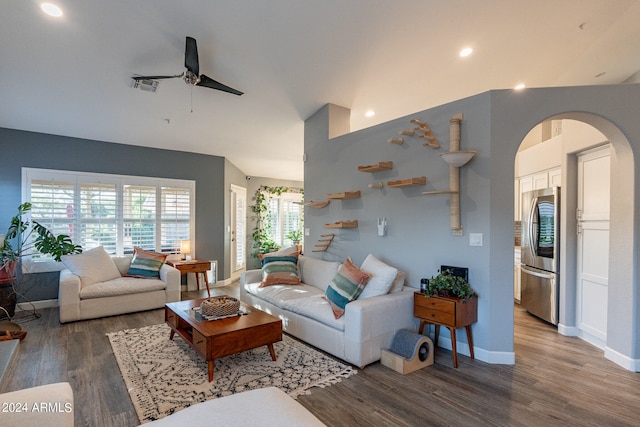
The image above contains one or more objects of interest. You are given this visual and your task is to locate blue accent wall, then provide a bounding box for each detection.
[0,127,226,301]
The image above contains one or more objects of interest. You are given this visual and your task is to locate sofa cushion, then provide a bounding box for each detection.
[260,253,301,287]
[79,276,166,300]
[299,256,341,292]
[283,295,345,331]
[126,247,167,279]
[244,282,323,308]
[61,246,121,288]
[323,257,371,319]
[358,254,398,299]
[388,271,406,293]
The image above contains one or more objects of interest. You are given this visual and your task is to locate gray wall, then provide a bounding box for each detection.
[304,84,640,369]
[0,127,226,300]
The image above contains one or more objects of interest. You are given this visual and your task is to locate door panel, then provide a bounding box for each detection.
[576,145,610,346]
[230,185,247,276]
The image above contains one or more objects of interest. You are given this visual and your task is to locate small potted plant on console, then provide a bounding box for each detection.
[424,269,478,303]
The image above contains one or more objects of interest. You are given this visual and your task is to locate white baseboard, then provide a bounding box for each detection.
[557,323,579,336]
[429,334,515,365]
[15,299,58,311]
[605,346,640,372]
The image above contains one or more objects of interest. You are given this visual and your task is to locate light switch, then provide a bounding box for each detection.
[304,228,310,236]
[469,233,483,246]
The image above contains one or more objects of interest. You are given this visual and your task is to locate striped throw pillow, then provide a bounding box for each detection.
[260,253,301,287]
[323,257,371,319]
[126,247,167,279]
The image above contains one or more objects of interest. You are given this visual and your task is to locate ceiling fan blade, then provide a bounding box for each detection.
[197,74,243,96]
[133,74,181,80]
[185,36,199,76]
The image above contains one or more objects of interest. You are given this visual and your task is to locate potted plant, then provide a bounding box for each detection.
[1,202,82,318]
[424,269,478,302]
[286,229,303,246]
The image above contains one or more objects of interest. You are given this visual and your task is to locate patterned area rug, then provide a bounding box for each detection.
[107,323,356,423]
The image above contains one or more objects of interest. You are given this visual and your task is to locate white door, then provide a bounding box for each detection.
[230,185,247,277]
[576,145,610,348]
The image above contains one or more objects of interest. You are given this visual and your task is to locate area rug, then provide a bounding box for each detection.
[107,323,356,423]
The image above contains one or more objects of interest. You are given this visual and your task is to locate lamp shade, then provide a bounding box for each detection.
[440,150,477,167]
[180,239,191,255]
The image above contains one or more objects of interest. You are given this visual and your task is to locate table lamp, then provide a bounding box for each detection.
[180,240,191,260]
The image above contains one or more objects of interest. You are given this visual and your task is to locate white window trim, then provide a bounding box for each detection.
[21,168,195,273]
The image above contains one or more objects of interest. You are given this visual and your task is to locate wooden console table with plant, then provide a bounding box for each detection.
[414,292,477,368]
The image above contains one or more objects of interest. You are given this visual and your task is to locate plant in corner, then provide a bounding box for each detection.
[1,202,82,318]
[286,229,303,245]
[424,269,478,302]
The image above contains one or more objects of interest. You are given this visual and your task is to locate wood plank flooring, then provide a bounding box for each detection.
[2,286,639,427]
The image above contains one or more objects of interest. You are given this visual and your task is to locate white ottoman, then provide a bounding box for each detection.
[143,387,326,426]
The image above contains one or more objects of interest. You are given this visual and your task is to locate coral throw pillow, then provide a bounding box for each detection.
[323,257,371,319]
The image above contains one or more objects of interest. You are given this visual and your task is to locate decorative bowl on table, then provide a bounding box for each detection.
[200,296,240,317]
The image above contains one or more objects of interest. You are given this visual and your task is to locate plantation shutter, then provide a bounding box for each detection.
[161,186,191,253]
[80,182,117,253]
[122,185,156,253]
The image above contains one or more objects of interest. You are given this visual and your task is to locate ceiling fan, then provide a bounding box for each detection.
[133,36,243,96]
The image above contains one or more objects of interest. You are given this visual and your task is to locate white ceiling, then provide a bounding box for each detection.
[2,1,640,181]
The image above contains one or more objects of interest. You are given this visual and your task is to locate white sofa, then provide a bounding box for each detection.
[240,255,415,368]
[59,254,180,323]
[0,382,74,427]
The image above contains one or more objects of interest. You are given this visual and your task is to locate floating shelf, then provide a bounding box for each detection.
[326,191,361,199]
[357,162,393,173]
[304,200,330,209]
[387,177,427,188]
[422,190,459,195]
[324,220,358,229]
[312,234,335,252]
[388,137,404,145]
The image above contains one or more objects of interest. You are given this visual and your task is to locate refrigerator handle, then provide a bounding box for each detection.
[521,265,555,279]
[527,196,538,259]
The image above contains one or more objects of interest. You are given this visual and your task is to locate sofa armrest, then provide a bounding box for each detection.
[344,287,416,343]
[0,382,74,426]
[59,269,82,323]
[240,269,262,286]
[160,263,181,302]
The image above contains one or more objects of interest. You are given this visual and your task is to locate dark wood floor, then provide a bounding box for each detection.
[2,286,639,427]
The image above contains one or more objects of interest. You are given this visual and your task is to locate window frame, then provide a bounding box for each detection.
[22,168,195,272]
[265,191,303,248]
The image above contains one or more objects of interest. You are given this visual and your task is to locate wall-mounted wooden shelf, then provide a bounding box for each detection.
[387,177,427,188]
[388,137,404,145]
[422,190,458,195]
[357,162,393,173]
[304,200,330,208]
[312,234,334,252]
[324,220,358,229]
[327,191,361,199]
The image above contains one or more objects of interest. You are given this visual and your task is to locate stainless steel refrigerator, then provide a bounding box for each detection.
[520,187,560,325]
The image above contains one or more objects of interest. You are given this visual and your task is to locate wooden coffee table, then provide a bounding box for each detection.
[165,298,282,382]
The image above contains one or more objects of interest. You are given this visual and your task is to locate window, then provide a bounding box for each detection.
[23,168,194,268]
[265,192,303,247]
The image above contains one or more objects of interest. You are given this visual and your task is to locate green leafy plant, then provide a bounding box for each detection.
[286,229,303,243]
[424,269,478,302]
[1,202,83,265]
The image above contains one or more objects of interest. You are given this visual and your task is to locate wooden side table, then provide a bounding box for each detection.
[413,292,478,368]
[167,259,213,297]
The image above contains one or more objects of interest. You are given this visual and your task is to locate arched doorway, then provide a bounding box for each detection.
[513,113,635,369]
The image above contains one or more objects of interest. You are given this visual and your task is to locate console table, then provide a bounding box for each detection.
[413,292,477,368]
[167,259,215,297]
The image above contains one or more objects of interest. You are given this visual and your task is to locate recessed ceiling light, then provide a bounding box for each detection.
[514,83,526,90]
[365,110,375,118]
[459,47,473,57]
[41,3,63,17]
